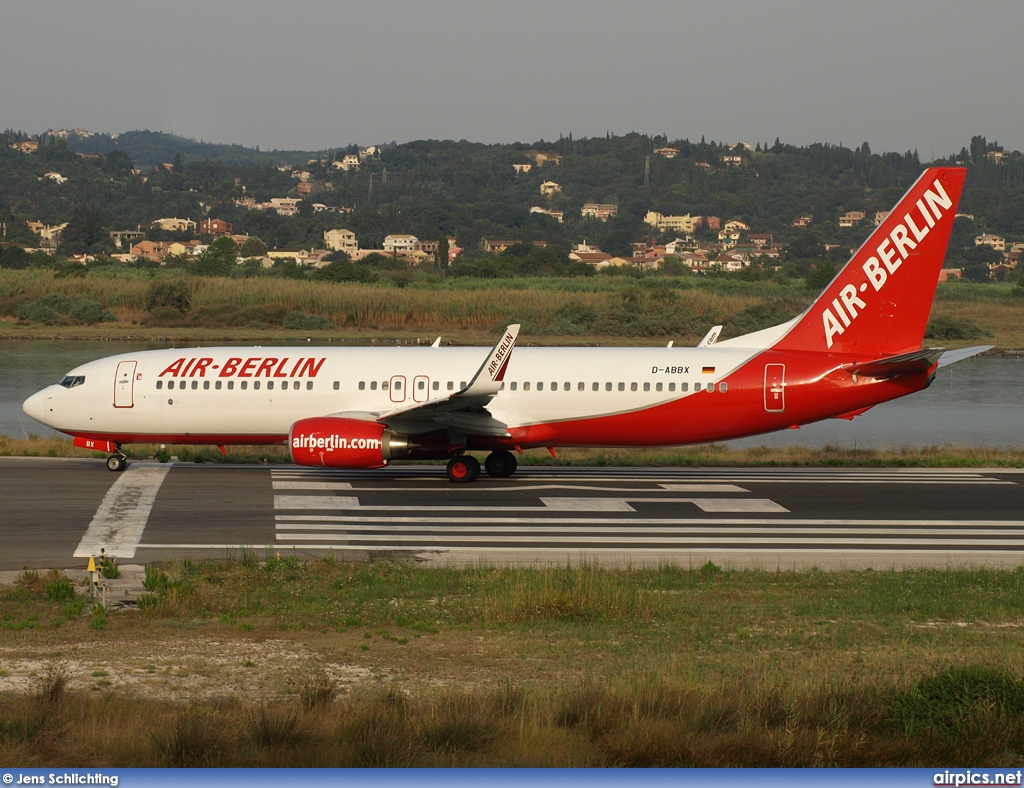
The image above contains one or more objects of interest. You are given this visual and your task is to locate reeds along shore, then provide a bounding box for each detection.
[0,269,1016,345]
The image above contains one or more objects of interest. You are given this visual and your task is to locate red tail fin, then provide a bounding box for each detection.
[773,167,966,357]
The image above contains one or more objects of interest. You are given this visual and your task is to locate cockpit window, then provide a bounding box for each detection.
[59,376,86,389]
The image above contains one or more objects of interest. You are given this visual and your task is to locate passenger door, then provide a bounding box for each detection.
[114,361,137,408]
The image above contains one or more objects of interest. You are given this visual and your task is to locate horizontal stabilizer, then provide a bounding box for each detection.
[937,345,993,368]
[843,348,944,379]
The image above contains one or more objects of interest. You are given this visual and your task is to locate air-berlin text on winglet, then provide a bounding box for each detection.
[821,177,953,349]
[158,356,327,379]
[486,332,515,378]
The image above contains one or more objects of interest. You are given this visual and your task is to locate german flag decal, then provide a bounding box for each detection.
[702,366,715,374]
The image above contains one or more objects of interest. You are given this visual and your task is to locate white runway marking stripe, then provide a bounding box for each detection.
[272,495,788,514]
[74,464,171,558]
[272,481,354,490]
[272,516,1024,528]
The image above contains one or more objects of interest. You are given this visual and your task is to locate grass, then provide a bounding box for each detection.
[5,559,1024,764]
[3,434,1024,467]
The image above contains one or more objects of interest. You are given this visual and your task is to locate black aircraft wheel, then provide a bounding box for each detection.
[106,454,127,472]
[447,455,481,483]
[484,450,518,478]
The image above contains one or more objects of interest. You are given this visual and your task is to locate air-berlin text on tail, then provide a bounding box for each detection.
[822,177,953,349]
[157,356,326,379]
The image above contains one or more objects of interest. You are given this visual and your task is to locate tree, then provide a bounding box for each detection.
[435,235,449,277]
[59,206,107,255]
[104,149,134,177]
[193,236,238,276]
[239,236,268,258]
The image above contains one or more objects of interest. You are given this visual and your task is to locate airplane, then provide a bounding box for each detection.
[23,166,990,483]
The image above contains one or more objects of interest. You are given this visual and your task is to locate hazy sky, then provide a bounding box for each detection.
[3,0,1021,158]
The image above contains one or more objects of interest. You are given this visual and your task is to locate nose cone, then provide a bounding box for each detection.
[23,389,48,425]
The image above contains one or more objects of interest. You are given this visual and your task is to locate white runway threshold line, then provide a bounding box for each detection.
[74,464,171,558]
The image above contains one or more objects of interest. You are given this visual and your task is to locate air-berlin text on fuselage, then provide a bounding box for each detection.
[821,178,953,349]
[157,357,326,378]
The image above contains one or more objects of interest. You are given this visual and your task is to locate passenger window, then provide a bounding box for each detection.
[578,382,584,391]
[618,383,625,392]
[241,381,248,390]
[511,382,517,391]
[524,382,531,391]
[592,382,599,391]
[394,380,402,390]
[254,381,261,390]
[294,381,301,390]
[228,381,234,390]
[191,381,198,390]
[447,381,454,391]
[630,382,637,392]
[371,381,378,390]
[707,383,715,393]
[382,381,388,390]
[306,381,313,390]
[669,382,676,392]
[695,382,702,392]
[417,380,425,390]
[432,381,439,390]
[156,380,163,390]
[537,382,544,391]
[267,381,274,390]
[215,381,222,390]
[643,382,650,392]
[551,382,557,391]
[203,381,210,390]
[720,382,728,393]
[564,382,571,391]
[656,382,663,392]
[681,382,688,392]
[460,381,466,389]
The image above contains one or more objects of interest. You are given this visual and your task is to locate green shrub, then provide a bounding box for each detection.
[45,577,76,602]
[925,315,993,340]
[146,279,192,312]
[283,311,334,330]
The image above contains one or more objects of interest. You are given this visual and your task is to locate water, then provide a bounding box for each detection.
[2,341,1021,448]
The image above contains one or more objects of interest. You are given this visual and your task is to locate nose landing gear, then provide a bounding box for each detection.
[106,451,128,472]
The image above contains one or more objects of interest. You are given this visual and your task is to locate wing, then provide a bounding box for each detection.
[375,324,520,436]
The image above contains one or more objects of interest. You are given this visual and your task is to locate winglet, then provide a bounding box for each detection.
[461,324,520,396]
[698,325,723,347]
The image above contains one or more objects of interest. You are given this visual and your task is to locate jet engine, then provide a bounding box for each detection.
[288,417,409,468]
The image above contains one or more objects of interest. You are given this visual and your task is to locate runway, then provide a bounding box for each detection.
[2,457,1023,570]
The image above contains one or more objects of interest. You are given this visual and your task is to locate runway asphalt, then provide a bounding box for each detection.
[2,457,1024,571]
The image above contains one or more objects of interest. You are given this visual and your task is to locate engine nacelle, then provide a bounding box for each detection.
[288,417,409,468]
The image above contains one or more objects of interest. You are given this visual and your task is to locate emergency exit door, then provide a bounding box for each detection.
[764,364,785,413]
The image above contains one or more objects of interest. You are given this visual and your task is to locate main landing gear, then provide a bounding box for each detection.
[106,451,129,472]
[446,451,518,483]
